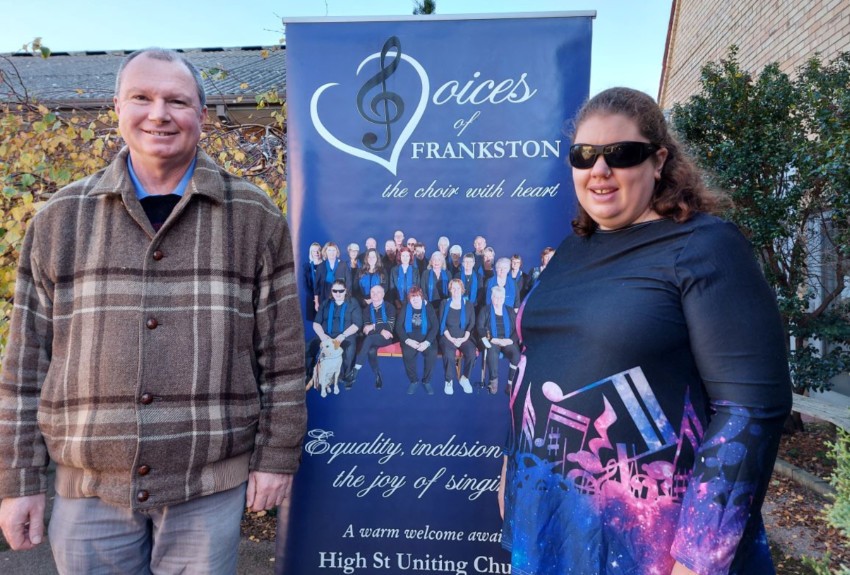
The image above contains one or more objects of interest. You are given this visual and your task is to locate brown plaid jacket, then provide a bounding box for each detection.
[0,147,306,509]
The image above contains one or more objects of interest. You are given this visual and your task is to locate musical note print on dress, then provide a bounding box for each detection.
[503,366,777,575]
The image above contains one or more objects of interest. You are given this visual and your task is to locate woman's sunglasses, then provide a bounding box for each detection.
[331,288,346,294]
[568,141,660,169]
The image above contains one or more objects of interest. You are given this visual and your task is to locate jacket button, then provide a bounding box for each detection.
[152,250,164,261]
[146,318,158,329]
[136,490,150,502]
[140,393,154,405]
[137,464,151,476]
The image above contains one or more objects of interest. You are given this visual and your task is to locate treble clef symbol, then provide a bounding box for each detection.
[356,36,405,152]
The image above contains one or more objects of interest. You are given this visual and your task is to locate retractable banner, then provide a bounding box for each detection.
[281,13,592,575]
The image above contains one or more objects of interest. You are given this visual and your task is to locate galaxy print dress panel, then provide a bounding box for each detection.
[502,362,780,575]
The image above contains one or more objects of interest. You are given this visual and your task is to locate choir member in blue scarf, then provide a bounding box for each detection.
[486,258,519,311]
[439,279,477,395]
[528,246,555,285]
[349,285,396,389]
[306,279,362,391]
[447,244,464,277]
[356,248,387,306]
[390,247,420,309]
[314,242,351,310]
[509,254,530,301]
[475,285,520,395]
[420,251,450,311]
[456,253,483,308]
[303,242,323,322]
[346,242,361,274]
[395,286,438,395]
[383,239,398,271]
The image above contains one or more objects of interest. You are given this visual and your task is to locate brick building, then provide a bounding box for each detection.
[659,0,850,108]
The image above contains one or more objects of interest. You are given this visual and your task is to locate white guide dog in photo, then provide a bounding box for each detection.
[307,338,344,397]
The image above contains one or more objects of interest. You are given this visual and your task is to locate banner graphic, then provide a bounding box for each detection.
[281,13,592,574]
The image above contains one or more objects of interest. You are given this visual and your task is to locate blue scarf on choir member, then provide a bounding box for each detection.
[359,272,381,297]
[487,277,516,307]
[441,301,467,333]
[325,259,338,284]
[405,304,428,335]
[370,303,387,326]
[397,265,414,299]
[489,305,511,340]
[326,301,347,334]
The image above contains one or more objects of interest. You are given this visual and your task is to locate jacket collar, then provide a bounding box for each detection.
[89,147,226,204]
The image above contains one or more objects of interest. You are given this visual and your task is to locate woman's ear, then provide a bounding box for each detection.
[653,147,669,181]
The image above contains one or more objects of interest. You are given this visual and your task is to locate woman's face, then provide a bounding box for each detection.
[511,258,521,272]
[496,262,509,278]
[367,251,378,267]
[542,251,553,267]
[400,251,411,265]
[449,282,463,299]
[331,285,346,303]
[410,294,423,308]
[572,113,667,231]
[310,245,320,260]
[492,291,506,307]
[326,246,338,260]
[430,257,443,271]
[348,247,359,261]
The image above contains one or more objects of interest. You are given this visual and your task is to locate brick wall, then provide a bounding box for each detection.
[659,0,850,108]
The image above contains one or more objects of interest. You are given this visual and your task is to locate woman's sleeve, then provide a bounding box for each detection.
[669,221,792,575]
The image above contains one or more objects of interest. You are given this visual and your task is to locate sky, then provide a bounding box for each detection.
[0,0,672,98]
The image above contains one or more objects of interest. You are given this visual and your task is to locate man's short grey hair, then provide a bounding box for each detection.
[491,285,506,298]
[115,48,207,109]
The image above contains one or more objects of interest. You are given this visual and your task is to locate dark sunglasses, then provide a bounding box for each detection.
[331,289,346,294]
[568,141,660,169]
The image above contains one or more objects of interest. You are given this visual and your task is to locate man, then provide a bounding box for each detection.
[349,284,396,389]
[472,235,487,271]
[0,48,306,573]
[382,239,397,270]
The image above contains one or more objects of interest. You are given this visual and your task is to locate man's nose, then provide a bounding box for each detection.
[148,99,171,122]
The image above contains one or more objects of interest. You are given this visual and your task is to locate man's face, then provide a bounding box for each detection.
[365,238,377,250]
[474,237,486,252]
[370,286,385,305]
[462,257,475,273]
[114,55,206,169]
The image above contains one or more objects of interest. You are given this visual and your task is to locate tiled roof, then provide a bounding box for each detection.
[0,47,286,104]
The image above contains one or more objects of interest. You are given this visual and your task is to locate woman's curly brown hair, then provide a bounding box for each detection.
[570,87,716,236]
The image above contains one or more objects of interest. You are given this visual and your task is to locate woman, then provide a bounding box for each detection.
[475,285,520,395]
[356,248,386,306]
[303,242,323,322]
[346,243,360,272]
[485,257,518,310]
[438,278,477,395]
[528,246,555,285]
[508,254,529,301]
[395,286,438,395]
[306,279,362,393]
[500,87,792,575]
[314,242,351,310]
[455,253,483,308]
[420,251,450,311]
[390,247,420,309]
